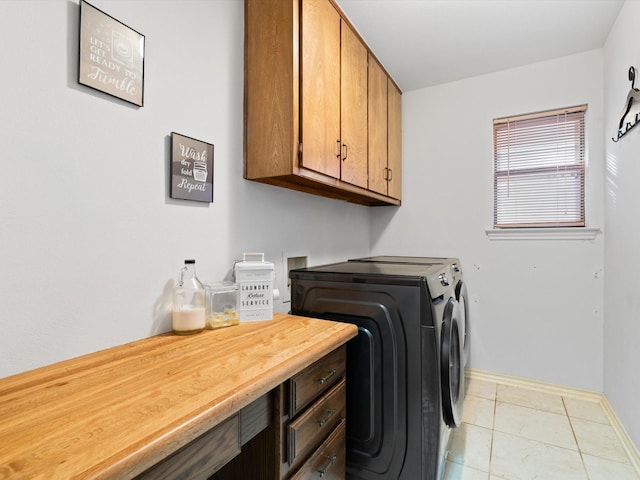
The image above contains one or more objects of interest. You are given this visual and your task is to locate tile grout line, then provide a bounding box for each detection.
[563,395,592,480]
[488,383,497,479]
[467,369,640,478]
[491,383,586,477]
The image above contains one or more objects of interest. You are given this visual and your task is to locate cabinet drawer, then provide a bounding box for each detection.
[289,420,346,480]
[290,345,346,415]
[288,378,346,466]
[135,414,240,480]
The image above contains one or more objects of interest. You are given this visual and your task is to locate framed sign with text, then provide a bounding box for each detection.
[171,133,214,203]
[78,0,145,107]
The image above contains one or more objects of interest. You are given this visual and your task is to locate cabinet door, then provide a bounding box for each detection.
[368,56,388,195]
[300,0,341,179]
[387,79,402,200]
[340,23,368,188]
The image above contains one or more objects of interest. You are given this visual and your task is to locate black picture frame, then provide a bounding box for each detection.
[78,0,145,107]
[170,133,215,203]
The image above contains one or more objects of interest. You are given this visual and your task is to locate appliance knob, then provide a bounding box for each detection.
[452,263,460,272]
[439,273,449,286]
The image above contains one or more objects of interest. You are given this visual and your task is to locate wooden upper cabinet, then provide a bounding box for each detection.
[368,57,402,200]
[302,0,367,188]
[387,79,402,200]
[244,0,297,180]
[301,0,341,179]
[368,56,388,196]
[340,22,368,189]
[244,0,401,206]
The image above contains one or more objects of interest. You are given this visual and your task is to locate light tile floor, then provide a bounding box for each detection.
[443,378,640,480]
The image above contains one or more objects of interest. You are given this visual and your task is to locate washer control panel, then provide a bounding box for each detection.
[427,265,454,300]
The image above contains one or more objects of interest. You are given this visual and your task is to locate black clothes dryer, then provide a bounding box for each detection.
[349,256,470,367]
[290,261,464,480]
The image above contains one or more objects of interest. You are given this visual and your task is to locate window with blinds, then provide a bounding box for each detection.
[493,105,586,228]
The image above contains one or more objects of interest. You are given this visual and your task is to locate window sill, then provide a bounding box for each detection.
[485,227,601,241]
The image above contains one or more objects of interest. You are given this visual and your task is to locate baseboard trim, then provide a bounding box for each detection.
[600,395,640,474]
[466,368,640,474]
[465,368,602,401]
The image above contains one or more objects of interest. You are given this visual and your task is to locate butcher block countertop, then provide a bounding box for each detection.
[0,313,357,479]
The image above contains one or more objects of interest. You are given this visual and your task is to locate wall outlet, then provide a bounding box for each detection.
[284,255,308,303]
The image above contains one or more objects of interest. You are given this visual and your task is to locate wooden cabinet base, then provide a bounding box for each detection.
[135,415,240,480]
[289,421,346,480]
[210,425,278,480]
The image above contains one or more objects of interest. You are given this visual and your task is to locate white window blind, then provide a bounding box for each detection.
[493,105,586,228]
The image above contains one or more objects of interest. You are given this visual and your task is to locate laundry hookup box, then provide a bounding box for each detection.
[234,253,275,321]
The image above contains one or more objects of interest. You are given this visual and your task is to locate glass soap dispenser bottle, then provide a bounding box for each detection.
[172,259,205,335]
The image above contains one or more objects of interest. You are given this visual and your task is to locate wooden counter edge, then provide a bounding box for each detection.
[92,315,357,479]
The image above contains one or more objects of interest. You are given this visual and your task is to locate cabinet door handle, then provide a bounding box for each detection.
[387,168,393,181]
[317,369,336,385]
[317,408,336,427]
[317,455,337,478]
[383,167,389,181]
[342,144,348,161]
[336,140,341,158]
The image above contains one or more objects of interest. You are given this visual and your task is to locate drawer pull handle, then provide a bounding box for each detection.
[317,455,337,477]
[317,369,336,385]
[317,408,336,427]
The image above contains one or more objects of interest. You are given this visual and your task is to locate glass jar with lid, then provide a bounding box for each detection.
[205,282,239,329]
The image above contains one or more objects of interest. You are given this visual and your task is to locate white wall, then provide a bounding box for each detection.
[372,50,606,391]
[603,0,640,450]
[0,0,372,378]
[4,2,630,433]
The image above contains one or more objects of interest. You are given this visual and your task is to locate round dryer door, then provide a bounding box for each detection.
[440,297,464,428]
[456,281,470,366]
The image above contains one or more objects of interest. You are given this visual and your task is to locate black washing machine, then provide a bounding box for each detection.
[349,256,470,367]
[290,261,464,480]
